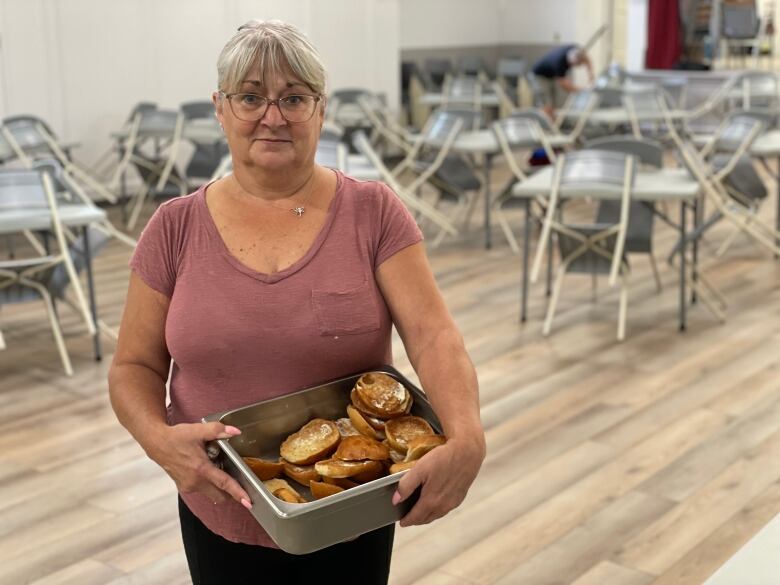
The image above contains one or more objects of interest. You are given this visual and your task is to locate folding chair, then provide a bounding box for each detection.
[586,136,664,291]
[32,158,137,249]
[530,150,635,340]
[671,114,779,258]
[1,115,118,205]
[390,110,480,232]
[732,72,778,109]
[492,117,556,252]
[441,77,483,117]
[422,59,453,91]
[0,169,98,374]
[356,94,415,156]
[457,55,487,80]
[180,100,229,186]
[352,131,457,247]
[553,90,600,143]
[496,58,527,106]
[95,102,158,183]
[622,88,676,141]
[112,109,188,230]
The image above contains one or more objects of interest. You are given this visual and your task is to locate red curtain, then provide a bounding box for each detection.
[645,0,682,69]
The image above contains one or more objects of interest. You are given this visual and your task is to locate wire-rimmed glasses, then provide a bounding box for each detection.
[221,92,321,123]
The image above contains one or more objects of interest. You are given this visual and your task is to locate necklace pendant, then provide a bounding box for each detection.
[291,206,305,217]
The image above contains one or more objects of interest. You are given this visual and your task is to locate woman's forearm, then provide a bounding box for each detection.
[108,363,171,458]
[407,328,485,454]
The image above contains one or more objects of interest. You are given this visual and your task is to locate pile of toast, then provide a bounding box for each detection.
[241,372,446,504]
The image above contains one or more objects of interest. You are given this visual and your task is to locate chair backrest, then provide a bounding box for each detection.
[729,108,776,130]
[457,55,485,77]
[595,86,623,107]
[331,88,371,105]
[31,158,71,197]
[509,108,554,132]
[569,89,600,113]
[735,72,778,108]
[443,77,482,111]
[492,117,542,148]
[423,59,452,89]
[722,4,760,39]
[558,150,636,194]
[180,101,214,120]
[584,136,664,168]
[1,116,52,151]
[422,110,466,147]
[439,106,482,132]
[0,169,51,210]
[661,77,688,108]
[622,88,666,114]
[497,58,526,85]
[136,110,181,135]
[712,116,762,153]
[127,102,157,122]
[315,139,346,171]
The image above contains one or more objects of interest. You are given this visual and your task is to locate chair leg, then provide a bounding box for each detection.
[40,293,74,376]
[496,208,520,253]
[617,273,628,342]
[0,327,6,351]
[543,267,567,336]
[714,224,743,257]
[649,254,662,293]
[127,183,151,231]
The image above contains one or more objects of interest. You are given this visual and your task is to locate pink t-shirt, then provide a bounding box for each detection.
[129,171,423,546]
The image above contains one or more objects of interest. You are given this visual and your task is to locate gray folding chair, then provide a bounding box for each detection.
[0,169,99,374]
[391,110,480,231]
[492,117,556,252]
[530,150,636,340]
[113,109,187,230]
[496,58,527,105]
[352,131,457,247]
[1,115,118,205]
[180,100,229,185]
[423,59,453,91]
[586,136,664,291]
[457,55,487,79]
[442,77,483,116]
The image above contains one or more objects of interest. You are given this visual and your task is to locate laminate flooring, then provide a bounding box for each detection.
[0,164,778,585]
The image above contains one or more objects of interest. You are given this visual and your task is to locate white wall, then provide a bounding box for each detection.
[400,0,501,48]
[626,0,648,71]
[0,0,400,163]
[499,0,577,45]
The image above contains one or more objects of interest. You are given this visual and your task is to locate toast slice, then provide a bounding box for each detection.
[389,460,417,474]
[242,457,284,481]
[310,480,344,499]
[282,461,321,486]
[335,417,361,437]
[352,373,412,418]
[263,478,307,503]
[314,458,384,479]
[404,434,447,462]
[279,418,340,465]
[385,416,434,454]
[334,435,390,461]
[346,404,381,439]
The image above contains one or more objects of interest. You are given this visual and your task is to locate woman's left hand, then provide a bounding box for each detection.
[392,438,485,527]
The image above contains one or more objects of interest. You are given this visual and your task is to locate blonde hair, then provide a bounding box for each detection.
[217,20,326,95]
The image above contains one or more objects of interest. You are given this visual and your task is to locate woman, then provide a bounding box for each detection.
[108,19,484,585]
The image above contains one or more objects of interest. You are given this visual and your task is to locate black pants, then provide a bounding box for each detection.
[179,497,395,585]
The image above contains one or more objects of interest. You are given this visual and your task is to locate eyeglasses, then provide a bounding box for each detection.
[220,92,321,123]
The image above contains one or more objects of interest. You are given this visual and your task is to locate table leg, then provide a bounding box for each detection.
[692,198,699,304]
[82,227,102,361]
[776,155,780,257]
[521,198,530,322]
[484,153,493,250]
[679,202,687,332]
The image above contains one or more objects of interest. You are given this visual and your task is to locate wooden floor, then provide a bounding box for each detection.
[0,169,779,584]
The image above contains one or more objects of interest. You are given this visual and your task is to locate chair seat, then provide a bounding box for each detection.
[558,223,627,275]
[596,200,655,253]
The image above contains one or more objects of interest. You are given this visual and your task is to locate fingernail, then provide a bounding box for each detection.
[241,498,252,509]
[392,491,402,505]
[218,426,242,439]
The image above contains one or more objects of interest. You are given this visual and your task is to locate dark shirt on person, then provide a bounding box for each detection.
[532,44,577,79]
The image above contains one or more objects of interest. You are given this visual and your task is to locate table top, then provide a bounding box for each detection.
[703,514,780,585]
[420,93,500,107]
[453,129,573,155]
[0,203,106,234]
[563,107,690,125]
[512,166,700,202]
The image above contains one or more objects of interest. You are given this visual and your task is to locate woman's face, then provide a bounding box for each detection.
[213,68,324,175]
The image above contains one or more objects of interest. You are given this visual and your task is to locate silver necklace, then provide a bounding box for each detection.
[232,173,315,217]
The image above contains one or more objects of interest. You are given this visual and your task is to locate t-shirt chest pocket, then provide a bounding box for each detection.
[311,279,381,336]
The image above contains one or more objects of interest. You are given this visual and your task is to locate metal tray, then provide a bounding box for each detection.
[202,365,441,554]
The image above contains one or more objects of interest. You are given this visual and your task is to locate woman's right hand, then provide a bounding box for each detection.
[147,421,252,508]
